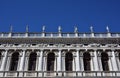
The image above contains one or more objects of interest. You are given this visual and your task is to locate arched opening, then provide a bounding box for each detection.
[101,52,109,71]
[65,52,73,71]
[28,52,37,71]
[47,53,55,71]
[9,52,19,71]
[83,52,91,71]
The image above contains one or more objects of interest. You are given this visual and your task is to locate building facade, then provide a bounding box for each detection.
[0,26,120,78]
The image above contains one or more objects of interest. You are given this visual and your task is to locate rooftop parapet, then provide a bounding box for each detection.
[0,32,119,38]
[0,26,119,38]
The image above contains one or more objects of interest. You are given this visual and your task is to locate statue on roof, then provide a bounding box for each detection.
[42,26,45,32]
[58,26,62,33]
[106,26,110,33]
[90,26,93,33]
[74,26,78,33]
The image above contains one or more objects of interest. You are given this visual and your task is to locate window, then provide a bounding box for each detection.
[9,52,19,71]
[101,52,109,71]
[65,52,73,71]
[83,52,91,71]
[28,52,37,71]
[47,53,55,71]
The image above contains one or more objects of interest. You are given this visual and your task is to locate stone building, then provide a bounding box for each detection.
[0,26,120,78]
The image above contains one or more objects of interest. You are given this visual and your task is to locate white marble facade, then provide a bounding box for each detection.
[0,31,119,77]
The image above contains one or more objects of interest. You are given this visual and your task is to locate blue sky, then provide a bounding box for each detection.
[0,0,120,32]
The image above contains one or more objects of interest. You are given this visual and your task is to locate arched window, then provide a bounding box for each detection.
[83,52,91,71]
[101,52,109,71]
[28,52,37,71]
[9,52,19,71]
[65,52,73,71]
[47,53,55,71]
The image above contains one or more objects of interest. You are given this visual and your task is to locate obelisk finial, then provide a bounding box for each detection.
[26,25,29,32]
[10,25,13,32]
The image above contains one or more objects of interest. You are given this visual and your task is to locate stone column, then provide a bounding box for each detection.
[111,50,118,71]
[38,50,43,77]
[79,51,84,77]
[75,50,80,71]
[80,51,84,71]
[38,50,43,71]
[98,51,103,71]
[75,50,80,76]
[108,51,113,71]
[0,50,8,71]
[19,50,26,71]
[57,50,62,76]
[90,52,94,71]
[93,50,99,71]
[19,50,26,77]
[93,50,100,76]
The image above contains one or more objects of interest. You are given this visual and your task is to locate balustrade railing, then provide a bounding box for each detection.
[0,71,120,77]
[0,33,120,38]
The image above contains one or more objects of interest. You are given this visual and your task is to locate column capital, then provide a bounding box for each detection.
[5,49,9,51]
[39,49,44,51]
[111,49,115,51]
[93,49,98,51]
[58,49,62,51]
[22,49,26,52]
[76,49,80,51]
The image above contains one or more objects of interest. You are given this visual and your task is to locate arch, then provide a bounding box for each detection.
[9,52,19,71]
[65,52,73,71]
[28,52,37,71]
[83,52,91,71]
[101,52,109,71]
[47,52,55,71]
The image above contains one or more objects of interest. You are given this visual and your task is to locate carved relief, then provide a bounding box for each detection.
[26,51,32,57]
[114,51,118,56]
[97,51,101,57]
[89,43,100,47]
[107,44,118,47]
[61,51,65,57]
[72,52,76,57]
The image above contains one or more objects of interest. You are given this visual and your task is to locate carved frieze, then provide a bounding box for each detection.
[0,38,120,44]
